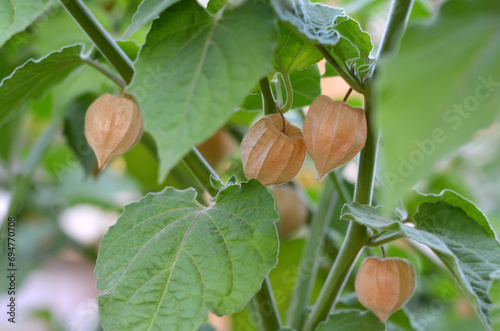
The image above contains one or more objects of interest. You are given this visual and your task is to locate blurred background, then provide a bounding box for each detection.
[1,0,498,330]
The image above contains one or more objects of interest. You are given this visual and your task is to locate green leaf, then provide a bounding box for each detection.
[342,196,500,329]
[375,0,500,208]
[271,0,345,45]
[289,65,321,108]
[316,309,385,331]
[0,44,84,126]
[96,180,279,330]
[490,270,500,330]
[63,93,98,176]
[124,0,181,38]
[271,0,372,77]
[274,22,323,74]
[129,0,277,182]
[0,0,51,48]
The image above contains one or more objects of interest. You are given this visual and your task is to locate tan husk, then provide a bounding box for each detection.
[355,257,416,322]
[85,93,143,170]
[304,95,367,180]
[241,113,306,186]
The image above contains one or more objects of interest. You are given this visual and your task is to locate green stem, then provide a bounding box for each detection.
[287,176,337,329]
[367,231,405,247]
[260,77,276,115]
[304,1,414,328]
[331,170,351,204]
[59,0,135,84]
[83,57,127,88]
[253,278,283,331]
[315,45,364,94]
[182,148,221,197]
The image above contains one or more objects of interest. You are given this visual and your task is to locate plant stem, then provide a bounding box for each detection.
[330,170,351,204]
[182,148,221,197]
[367,231,404,247]
[274,52,293,113]
[260,77,277,115]
[83,57,127,88]
[303,1,414,328]
[59,0,135,84]
[253,278,283,331]
[287,177,337,329]
[315,45,364,93]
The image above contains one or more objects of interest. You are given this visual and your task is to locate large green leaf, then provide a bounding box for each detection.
[96,180,279,330]
[375,0,500,208]
[342,191,500,329]
[316,309,385,331]
[0,44,84,125]
[0,0,51,48]
[129,0,277,182]
[490,270,500,331]
[124,0,181,38]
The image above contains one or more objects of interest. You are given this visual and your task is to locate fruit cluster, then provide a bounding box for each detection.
[241,95,367,185]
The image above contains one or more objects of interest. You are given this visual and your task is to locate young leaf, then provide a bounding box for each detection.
[271,0,372,77]
[129,0,277,182]
[375,0,500,208]
[96,180,279,330]
[342,192,500,329]
[0,0,51,48]
[0,44,84,126]
[316,309,385,331]
[124,0,181,38]
[207,0,227,15]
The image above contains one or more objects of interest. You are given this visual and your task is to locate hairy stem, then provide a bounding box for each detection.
[315,45,364,93]
[83,57,127,88]
[253,278,283,331]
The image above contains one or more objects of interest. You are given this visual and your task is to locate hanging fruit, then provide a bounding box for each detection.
[355,257,416,322]
[85,93,143,170]
[241,113,306,186]
[304,95,367,180]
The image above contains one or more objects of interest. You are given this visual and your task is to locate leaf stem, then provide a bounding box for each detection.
[83,57,127,88]
[260,77,277,115]
[274,51,293,113]
[59,0,135,84]
[331,170,351,204]
[303,0,414,328]
[182,148,222,197]
[315,45,364,94]
[253,278,283,331]
[367,231,405,247]
[287,175,337,329]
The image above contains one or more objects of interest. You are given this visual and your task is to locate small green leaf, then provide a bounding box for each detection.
[316,309,385,331]
[489,270,500,330]
[375,0,500,208]
[342,194,500,329]
[63,93,98,176]
[0,44,84,126]
[129,0,277,182]
[289,65,321,108]
[96,180,279,330]
[125,0,181,38]
[0,0,52,48]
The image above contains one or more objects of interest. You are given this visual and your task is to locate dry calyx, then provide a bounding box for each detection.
[304,95,367,180]
[241,112,306,186]
[85,93,143,170]
[355,257,416,322]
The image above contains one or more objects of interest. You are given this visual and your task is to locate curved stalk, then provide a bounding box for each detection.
[83,58,127,88]
[260,77,277,115]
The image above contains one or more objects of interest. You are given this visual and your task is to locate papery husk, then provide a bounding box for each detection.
[355,257,416,322]
[85,94,143,170]
[241,114,306,186]
[304,95,367,180]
